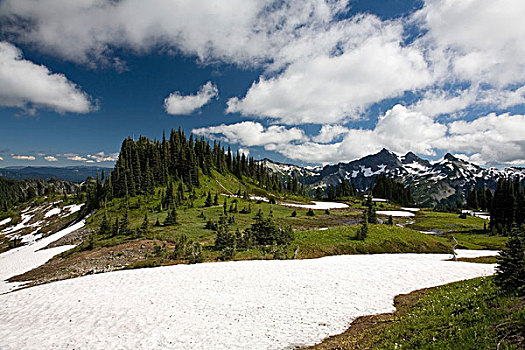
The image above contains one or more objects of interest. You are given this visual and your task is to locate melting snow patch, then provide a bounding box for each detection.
[401,207,420,212]
[282,201,349,210]
[0,251,494,350]
[44,207,61,218]
[63,204,83,215]
[0,218,11,226]
[376,211,415,217]
[0,220,85,294]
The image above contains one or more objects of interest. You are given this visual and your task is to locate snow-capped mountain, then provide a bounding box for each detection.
[263,149,525,207]
[257,158,321,183]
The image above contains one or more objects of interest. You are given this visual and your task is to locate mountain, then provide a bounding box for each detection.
[257,158,320,184]
[268,149,525,207]
[0,166,112,183]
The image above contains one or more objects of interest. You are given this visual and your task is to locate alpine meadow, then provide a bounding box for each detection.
[0,1,524,349]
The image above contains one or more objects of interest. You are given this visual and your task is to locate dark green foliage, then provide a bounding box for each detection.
[325,209,330,215]
[188,242,203,264]
[99,213,111,235]
[290,210,297,217]
[163,206,178,226]
[120,210,130,235]
[154,217,161,226]
[357,210,368,240]
[306,209,315,216]
[204,192,213,207]
[365,195,378,224]
[495,225,525,295]
[335,179,357,199]
[387,215,394,226]
[140,212,149,232]
[490,177,525,234]
[372,175,413,206]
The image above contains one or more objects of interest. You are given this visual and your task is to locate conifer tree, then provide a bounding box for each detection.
[204,192,213,207]
[141,212,149,232]
[495,225,525,295]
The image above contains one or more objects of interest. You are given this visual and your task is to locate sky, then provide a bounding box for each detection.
[0,0,525,168]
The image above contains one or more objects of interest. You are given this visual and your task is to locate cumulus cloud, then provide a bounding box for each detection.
[11,154,35,160]
[0,156,3,160]
[312,125,350,143]
[227,16,431,124]
[0,0,346,67]
[443,113,525,165]
[193,121,307,148]
[415,0,525,87]
[164,82,218,115]
[44,156,58,162]
[0,42,94,113]
[87,152,118,163]
[59,153,88,162]
[237,148,250,157]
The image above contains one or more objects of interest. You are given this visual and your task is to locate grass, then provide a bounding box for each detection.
[370,277,524,349]
[312,277,524,349]
[439,232,508,250]
[294,225,451,258]
[408,210,488,233]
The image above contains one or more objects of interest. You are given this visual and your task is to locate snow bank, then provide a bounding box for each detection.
[376,210,415,217]
[0,220,84,294]
[0,251,494,350]
[63,204,83,215]
[44,207,61,218]
[0,218,11,226]
[282,201,349,210]
[401,207,420,212]
[1,213,34,234]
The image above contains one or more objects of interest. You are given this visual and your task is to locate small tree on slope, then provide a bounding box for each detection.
[495,225,525,295]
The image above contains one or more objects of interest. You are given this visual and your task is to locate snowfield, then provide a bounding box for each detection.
[0,250,495,350]
[376,210,415,217]
[282,201,349,210]
[0,220,85,294]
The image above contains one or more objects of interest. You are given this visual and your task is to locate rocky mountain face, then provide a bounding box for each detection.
[262,149,525,207]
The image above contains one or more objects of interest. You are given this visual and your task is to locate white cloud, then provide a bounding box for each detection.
[0,42,94,113]
[193,121,307,147]
[0,0,346,67]
[0,156,3,160]
[415,0,525,87]
[443,113,525,165]
[312,125,350,143]
[44,156,58,162]
[237,148,250,157]
[87,152,118,163]
[60,153,88,162]
[11,155,35,160]
[164,82,218,115]
[227,16,431,124]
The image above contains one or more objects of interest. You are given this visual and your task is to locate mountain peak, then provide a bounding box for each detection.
[444,153,458,161]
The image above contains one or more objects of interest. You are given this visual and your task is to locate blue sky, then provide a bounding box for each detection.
[0,0,524,168]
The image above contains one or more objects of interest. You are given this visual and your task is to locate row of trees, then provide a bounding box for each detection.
[372,175,413,206]
[86,128,304,210]
[215,210,294,260]
[489,178,525,234]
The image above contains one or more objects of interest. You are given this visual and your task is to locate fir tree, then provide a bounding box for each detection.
[140,212,149,232]
[204,192,213,207]
[495,225,525,295]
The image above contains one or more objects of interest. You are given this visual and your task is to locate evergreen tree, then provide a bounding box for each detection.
[204,192,213,207]
[99,212,111,235]
[357,210,368,240]
[140,212,149,232]
[164,205,178,226]
[494,225,525,295]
